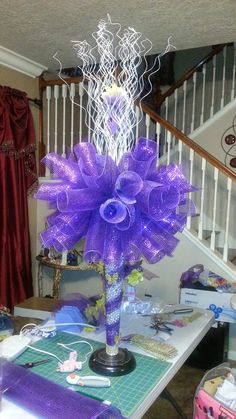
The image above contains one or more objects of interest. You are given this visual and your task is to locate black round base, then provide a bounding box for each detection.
[89,347,136,376]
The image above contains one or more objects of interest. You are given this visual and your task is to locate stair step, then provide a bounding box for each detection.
[216,248,236,266]
[202,230,221,241]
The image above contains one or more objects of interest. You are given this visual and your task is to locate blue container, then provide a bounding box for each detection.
[0,314,14,339]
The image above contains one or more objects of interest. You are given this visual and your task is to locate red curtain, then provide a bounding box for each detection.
[0,86,37,309]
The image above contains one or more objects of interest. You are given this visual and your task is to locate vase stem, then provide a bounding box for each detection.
[104,264,124,355]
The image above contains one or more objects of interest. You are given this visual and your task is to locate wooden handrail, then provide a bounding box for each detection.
[156,44,228,106]
[141,102,236,182]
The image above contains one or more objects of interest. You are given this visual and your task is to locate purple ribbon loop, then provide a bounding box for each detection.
[116,205,135,231]
[100,198,127,224]
[128,138,158,178]
[42,153,84,185]
[35,182,72,202]
[74,142,98,176]
[115,171,143,204]
[84,210,106,263]
[80,154,118,192]
[103,225,122,265]
[57,189,105,212]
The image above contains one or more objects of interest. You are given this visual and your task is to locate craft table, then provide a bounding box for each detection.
[2,306,214,419]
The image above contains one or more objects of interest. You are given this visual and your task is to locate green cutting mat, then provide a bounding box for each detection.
[14,332,171,418]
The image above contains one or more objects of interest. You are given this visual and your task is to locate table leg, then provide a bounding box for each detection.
[161,389,188,419]
[52,268,61,299]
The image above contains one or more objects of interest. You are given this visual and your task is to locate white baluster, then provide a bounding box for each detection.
[62,84,67,157]
[79,82,84,142]
[166,131,171,165]
[87,81,92,142]
[155,122,161,166]
[231,44,236,101]
[187,148,194,230]
[70,83,75,149]
[165,96,169,120]
[210,55,216,117]
[164,97,169,147]
[182,80,187,133]
[135,106,140,143]
[223,177,232,261]
[54,85,59,154]
[198,158,206,240]
[178,139,183,165]
[46,86,51,177]
[145,113,150,139]
[210,167,219,251]
[190,72,197,132]
[200,64,206,125]
[61,250,68,266]
[173,88,178,128]
[220,46,227,109]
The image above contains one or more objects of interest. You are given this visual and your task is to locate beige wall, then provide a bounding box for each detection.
[0,65,40,294]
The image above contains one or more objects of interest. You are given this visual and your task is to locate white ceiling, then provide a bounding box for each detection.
[0,0,235,72]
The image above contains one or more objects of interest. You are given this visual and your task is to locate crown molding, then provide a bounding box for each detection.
[0,46,47,78]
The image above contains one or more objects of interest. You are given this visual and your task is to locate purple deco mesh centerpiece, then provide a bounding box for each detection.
[35,16,196,376]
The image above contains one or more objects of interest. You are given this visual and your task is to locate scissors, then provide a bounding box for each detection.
[142,308,193,317]
[150,318,174,335]
[19,359,52,368]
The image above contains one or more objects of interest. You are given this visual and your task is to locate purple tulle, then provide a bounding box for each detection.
[2,360,124,419]
[35,138,196,265]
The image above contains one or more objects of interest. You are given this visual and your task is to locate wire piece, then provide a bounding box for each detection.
[57,339,94,364]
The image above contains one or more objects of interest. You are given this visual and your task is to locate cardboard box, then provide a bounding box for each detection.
[14,297,56,320]
[179,288,236,323]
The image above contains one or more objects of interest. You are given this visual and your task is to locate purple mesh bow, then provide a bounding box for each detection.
[35,138,196,266]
